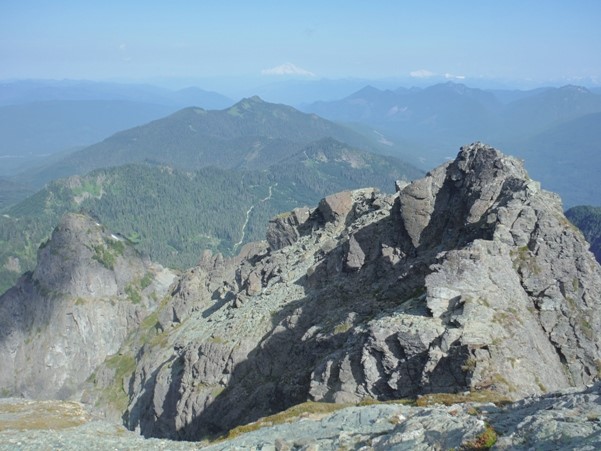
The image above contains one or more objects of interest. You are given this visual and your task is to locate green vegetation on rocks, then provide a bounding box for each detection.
[95,354,137,413]
[0,139,420,295]
[462,423,498,450]
[0,400,91,432]
[222,402,348,440]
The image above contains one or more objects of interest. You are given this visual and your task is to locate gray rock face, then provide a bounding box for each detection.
[266,207,311,250]
[0,213,175,399]
[2,143,596,445]
[92,143,601,441]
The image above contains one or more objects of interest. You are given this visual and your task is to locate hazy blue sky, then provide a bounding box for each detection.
[2,1,600,86]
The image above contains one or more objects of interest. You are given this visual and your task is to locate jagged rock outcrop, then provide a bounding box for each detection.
[83,143,601,441]
[0,213,175,399]
[266,207,311,250]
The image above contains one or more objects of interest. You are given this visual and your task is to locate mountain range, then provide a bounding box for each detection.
[0,80,233,177]
[1,143,600,448]
[0,79,233,108]
[305,83,601,146]
[0,100,175,157]
[1,74,601,449]
[19,96,408,188]
[304,83,601,207]
[3,80,600,208]
[0,101,421,295]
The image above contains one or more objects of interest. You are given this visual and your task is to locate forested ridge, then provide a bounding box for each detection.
[566,205,601,262]
[0,96,422,295]
[22,96,402,188]
[0,139,421,294]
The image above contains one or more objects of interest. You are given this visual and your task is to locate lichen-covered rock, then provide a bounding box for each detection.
[90,143,601,442]
[0,213,175,400]
[0,143,590,443]
[4,383,601,450]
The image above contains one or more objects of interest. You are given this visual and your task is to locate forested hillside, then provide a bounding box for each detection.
[0,139,421,294]
[0,80,234,181]
[566,205,601,263]
[305,83,601,207]
[0,178,32,210]
[515,112,601,207]
[22,96,402,188]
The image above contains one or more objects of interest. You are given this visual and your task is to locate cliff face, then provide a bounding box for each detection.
[0,213,175,399]
[83,143,601,440]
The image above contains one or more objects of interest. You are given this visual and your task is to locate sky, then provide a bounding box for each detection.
[2,0,601,88]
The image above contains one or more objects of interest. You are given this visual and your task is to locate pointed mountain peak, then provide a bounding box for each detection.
[237,95,266,106]
[227,96,270,115]
[248,95,264,102]
[32,213,153,299]
[352,85,382,96]
[557,84,591,94]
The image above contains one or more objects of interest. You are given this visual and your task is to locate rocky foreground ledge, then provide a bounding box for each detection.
[97,142,601,440]
[1,383,601,450]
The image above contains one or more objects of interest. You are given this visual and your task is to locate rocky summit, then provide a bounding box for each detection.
[0,213,175,400]
[1,142,601,448]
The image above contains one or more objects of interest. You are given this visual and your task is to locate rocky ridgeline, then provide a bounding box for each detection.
[83,143,601,441]
[1,143,601,448]
[0,213,175,400]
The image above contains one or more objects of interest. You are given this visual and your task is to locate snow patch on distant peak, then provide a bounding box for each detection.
[261,63,315,77]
